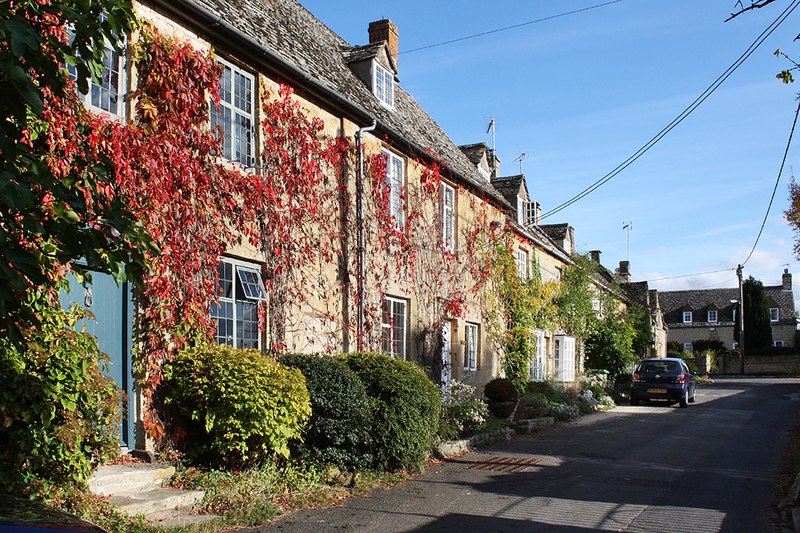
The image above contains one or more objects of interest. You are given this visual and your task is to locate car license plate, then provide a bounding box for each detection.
[648,388,667,394]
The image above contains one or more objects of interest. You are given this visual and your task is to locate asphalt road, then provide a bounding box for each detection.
[245,377,800,533]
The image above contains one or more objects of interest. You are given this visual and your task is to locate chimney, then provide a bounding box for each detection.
[617,260,630,283]
[369,19,399,66]
[589,250,601,263]
[783,268,792,290]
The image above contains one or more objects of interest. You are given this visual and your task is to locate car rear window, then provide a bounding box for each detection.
[638,361,680,373]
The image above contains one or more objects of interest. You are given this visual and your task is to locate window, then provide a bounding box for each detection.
[373,63,394,108]
[683,342,693,353]
[464,323,479,371]
[383,150,405,228]
[554,335,575,382]
[774,340,785,347]
[530,330,546,382]
[683,311,692,324]
[211,58,255,166]
[771,308,780,323]
[516,249,529,279]
[211,258,267,349]
[68,33,125,116]
[708,310,718,323]
[732,341,739,349]
[440,183,455,251]
[382,297,407,359]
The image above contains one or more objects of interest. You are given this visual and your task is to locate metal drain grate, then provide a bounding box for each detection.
[466,456,543,473]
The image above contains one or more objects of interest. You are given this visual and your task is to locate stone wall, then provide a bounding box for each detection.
[718,353,800,375]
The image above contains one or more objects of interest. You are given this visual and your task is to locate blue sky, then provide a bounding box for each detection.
[301,0,800,302]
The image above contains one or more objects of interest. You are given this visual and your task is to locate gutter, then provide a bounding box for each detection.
[355,119,377,351]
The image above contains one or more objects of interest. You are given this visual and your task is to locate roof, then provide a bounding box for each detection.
[658,285,796,326]
[491,174,526,205]
[539,223,570,242]
[458,143,489,166]
[159,0,511,208]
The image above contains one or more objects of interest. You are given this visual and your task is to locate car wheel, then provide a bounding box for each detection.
[679,390,688,408]
[631,398,639,406]
[689,392,696,403]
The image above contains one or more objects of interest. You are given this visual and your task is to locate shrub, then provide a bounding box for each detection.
[340,352,441,472]
[160,345,311,468]
[278,353,373,471]
[438,381,489,440]
[550,403,580,421]
[0,295,120,497]
[483,377,518,402]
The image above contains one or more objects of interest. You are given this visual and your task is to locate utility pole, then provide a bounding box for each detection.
[737,264,745,374]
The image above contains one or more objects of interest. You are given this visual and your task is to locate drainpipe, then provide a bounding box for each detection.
[356,120,377,351]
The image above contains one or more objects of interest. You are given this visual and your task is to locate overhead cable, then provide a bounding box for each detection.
[540,0,800,221]
[741,98,800,266]
[401,0,623,55]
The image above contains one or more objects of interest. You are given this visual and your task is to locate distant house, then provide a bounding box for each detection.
[659,269,797,351]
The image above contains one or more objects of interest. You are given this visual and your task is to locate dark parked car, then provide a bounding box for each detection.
[0,496,108,532]
[630,357,697,408]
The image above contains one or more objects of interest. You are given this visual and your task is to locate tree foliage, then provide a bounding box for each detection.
[737,276,773,350]
[556,254,597,339]
[584,305,636,382]
[0,0,150,335]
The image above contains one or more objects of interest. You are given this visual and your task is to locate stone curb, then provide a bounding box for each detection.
[433,417,555,459]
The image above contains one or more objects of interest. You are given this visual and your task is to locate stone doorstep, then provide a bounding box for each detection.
[513,416,556,435]
[88,464,176,497]
[110,486,205,517]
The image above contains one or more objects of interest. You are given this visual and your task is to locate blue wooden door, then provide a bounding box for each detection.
[59,272,135,449]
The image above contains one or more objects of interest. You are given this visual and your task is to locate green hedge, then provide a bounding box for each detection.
[161,345,310,468]
[340,352,441,472]
[278,353,373,471]
[0,297,120,497]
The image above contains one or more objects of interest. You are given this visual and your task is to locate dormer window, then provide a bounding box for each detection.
[373,63,394,108]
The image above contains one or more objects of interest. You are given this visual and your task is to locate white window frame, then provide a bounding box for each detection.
[440,182,455,252]
[373,62,394,109]
[383,150,405,229]
[683,342,693,353]
[211,257,267,350]
[770,308,780,323]
[211,57,255,167]
[554,335,575,382]
[708,310,718,323]
[530,329,546,382]
[68,32,126,117]
[516,249,529,280]
[382,296,407,359]
[683,311,692,324]
[774,340,785,347]
[464,323,479,371]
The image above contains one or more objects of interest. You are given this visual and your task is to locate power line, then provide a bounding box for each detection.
[741,98,800,266]
[640,268,736,283]
[401,0,624,55]
[540,0,800,221]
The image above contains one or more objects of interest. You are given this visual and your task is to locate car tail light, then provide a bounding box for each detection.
[633,372,642,382]
[675,373,686,384]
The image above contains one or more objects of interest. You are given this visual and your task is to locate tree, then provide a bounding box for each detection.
[556,254,597,339]
[0,0,149,334]
[584,305,636,383]
[627,305,654,357]
[736,276,773,350]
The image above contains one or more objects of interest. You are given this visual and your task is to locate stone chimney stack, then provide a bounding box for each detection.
[783,268,792,290]
[617,260,630,283]
[369,19,399,66]
[589,250,601,263]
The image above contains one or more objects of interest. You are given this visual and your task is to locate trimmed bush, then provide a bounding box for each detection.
[339,352,441,472]
[161,345,311,468]
[0,296,120,497]
[278,353,373,471]
[483,377,518,402]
